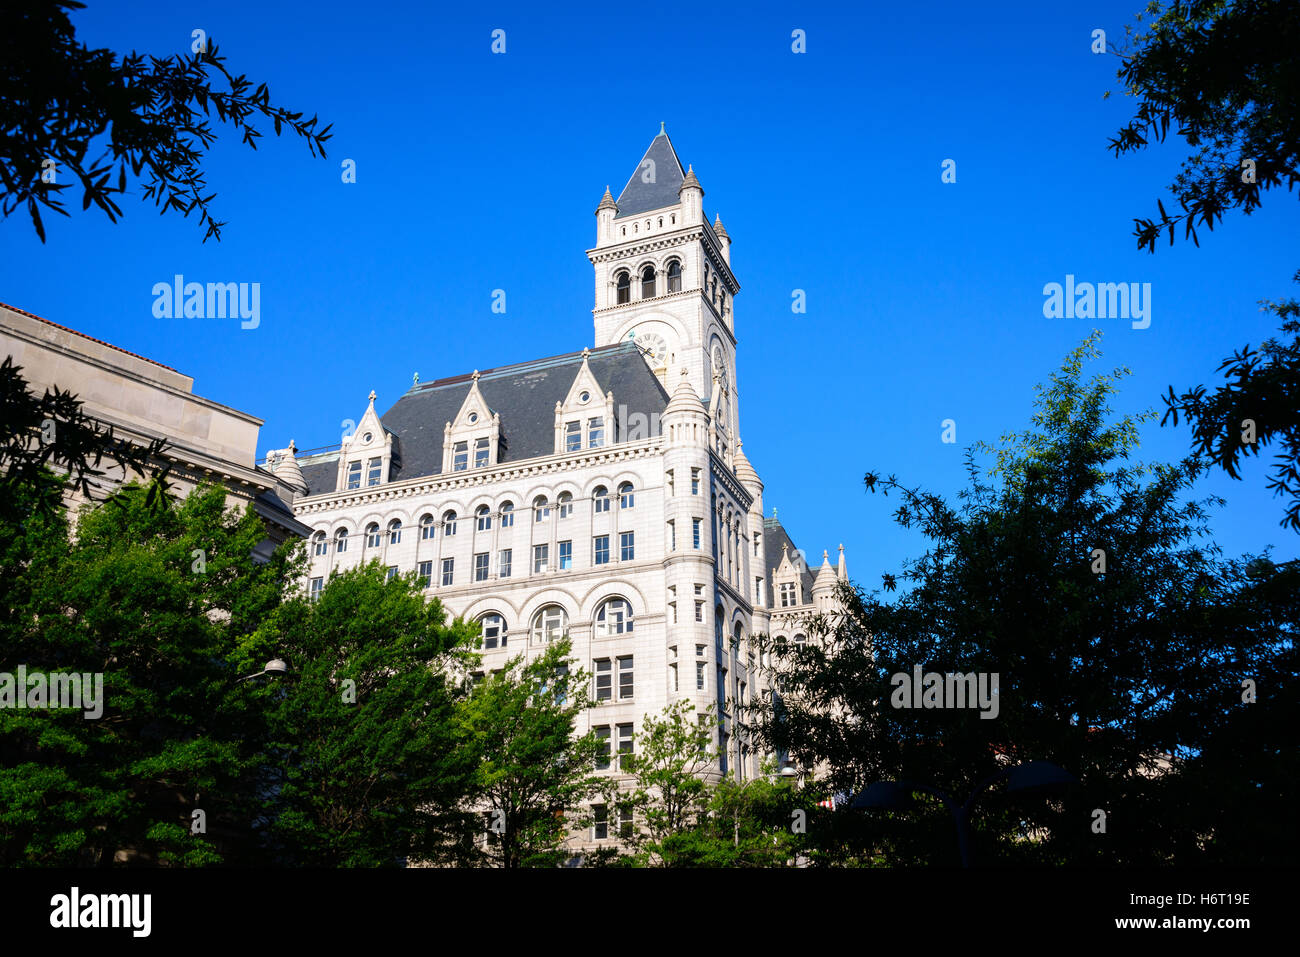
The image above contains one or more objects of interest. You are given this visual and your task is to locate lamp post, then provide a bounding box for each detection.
[851,761,1075,867]
[236,659,288,682]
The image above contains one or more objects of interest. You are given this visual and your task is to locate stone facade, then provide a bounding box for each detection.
[276,129,848,847]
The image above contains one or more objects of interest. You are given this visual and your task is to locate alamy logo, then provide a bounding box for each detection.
[618,403,661,441]
[50,887,151,937]
[890,665,999,719]
[151,274,260,329]
[1042,274,1151,329]
[0,666,103,719]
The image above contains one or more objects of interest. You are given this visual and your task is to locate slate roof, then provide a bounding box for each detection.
[300,342,671,497]
[615,131,687,219]
[763,518,816,600]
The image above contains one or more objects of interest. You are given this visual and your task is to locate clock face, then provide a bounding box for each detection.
[712,345,729,390]
[634,331,668,368]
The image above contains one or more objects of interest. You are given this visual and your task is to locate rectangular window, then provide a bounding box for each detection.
[389,523,401,545]
[558,497,573,519]
[620,531,634,562]
[501,506,514,527]
[696,661,706,690]
[441,557,454,587]
[618,656,633,700]
[692,518,701,549]
[385,565,398,582]
[314,537,328,557]
[618,805,633,840]
[565,420,581,452]
[668,601,677,624]
[696,644,706,657]
[617,723,633,771]
[474,436,489,468]
[588,417,604,449]
[594,490,610,514]
[695,601,704,622]
[421,519,435,540]
[346,460,362,489]
[780,582,797,607]
[482,616,505,649]
[367,457,382,486]
[595,659,612,701]
[668,520,676,551]
[691,468,700,495]
[418,560,432,589]
[666,469,674,496]
[755,577,764,605]
[593,804,608,840]
[336,532,348,553]
[453,441,468,471]
[310,576,323,600]
[594,535,609,565]
[477,510,490,531]
[498,549,512,578]
[474,552,489,581]
[669,662,678,692]
[558,540,572,570]
[533,544,548,574]
[595,726,611,771]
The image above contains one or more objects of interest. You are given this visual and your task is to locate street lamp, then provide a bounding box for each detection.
[851,761,1075,867]
[237,659,288,682]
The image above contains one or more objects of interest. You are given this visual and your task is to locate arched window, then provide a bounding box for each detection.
[667,260,682,293]
[615,271,630,304]
[479,613,507,650]
[531,604,568,643]
[443,510,457,536]
[593,485,610,514]
[500,501,514,527]
[420,513,435,540]
[640,265,655,299]
[533,495,550,522]
[476,504,491,531]
[794,633,807,645]
[388,519,402,544]
[619,482,635,509]
[557,491,573,519]
[366,523,381,548]
[657,217,663,227]
[595,598,634,636]
[312,531,327,556]
[335,528,349,553]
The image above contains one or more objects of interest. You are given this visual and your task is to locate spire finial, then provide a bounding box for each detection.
[472,369,480,382]
[413,371,419,386]
[367,389,376,404]
[659,121,665,135]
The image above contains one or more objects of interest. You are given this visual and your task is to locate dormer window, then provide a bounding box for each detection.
[616,271,630,304]
[453,441,468,471]
[588,417,604,449]
[667,260,682,293]
[641,265,655,299]
[565,420,581,452]
[367,457,382,486]
[346,461,362,490]
[474,436,490,468]
[779,583,797,607]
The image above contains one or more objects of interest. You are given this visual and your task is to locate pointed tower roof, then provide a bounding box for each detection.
[664,365,705,416]
[712,213,729,238]
[680,163,701,192]
[813,550,838,590]
[733,440,759,486]
[596,185,617,213]
[615,127,686,218]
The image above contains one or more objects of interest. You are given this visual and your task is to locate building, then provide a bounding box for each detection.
[271,127,848,845]
[0,300,308,554]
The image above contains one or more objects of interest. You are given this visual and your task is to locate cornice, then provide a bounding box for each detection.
[294,437,663,515]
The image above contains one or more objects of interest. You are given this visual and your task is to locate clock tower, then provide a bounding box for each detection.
[587,126,740,458]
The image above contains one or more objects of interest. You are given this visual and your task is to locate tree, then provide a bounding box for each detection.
[603,700,715,867]
[1,1,331,242]
[0,481,303,866]
[1106,0,1300,530]
[452,639,604,868]
[751,334,1297,866]
[1107,0,1298,252]
[257,562,479,866]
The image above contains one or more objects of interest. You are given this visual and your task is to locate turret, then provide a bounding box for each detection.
[595,185,617,245]
[679,163,704,226]
[713,214,731,266]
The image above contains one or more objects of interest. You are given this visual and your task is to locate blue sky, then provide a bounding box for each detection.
[3,0,1296,586]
